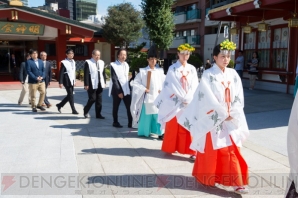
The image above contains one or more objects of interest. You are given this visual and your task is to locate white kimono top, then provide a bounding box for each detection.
[108,60,130,97]
[86,59,105,89]
[287,93,298,192]
[61,59,76,86]
[178,64,249,153]
[130,66,165,126]
[154,61,199,130]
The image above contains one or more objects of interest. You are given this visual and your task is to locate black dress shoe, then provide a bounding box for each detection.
[72,110,79,115]
[113,122,123,128]
[84,113,88,118]
[96,115,105,119]
[36,106,46,111]
[32,108,37,112]
[158,134,164,140]
[128,123,132,128]
[56,104,61,113]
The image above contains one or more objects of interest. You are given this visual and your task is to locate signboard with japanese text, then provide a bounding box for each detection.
[0,22,44,35]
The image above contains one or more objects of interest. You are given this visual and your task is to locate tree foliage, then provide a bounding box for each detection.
[141,0,175,51]
[127,42,148,72]
[102,3,144,48]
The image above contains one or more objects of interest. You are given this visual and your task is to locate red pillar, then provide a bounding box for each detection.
[55,30,67,80]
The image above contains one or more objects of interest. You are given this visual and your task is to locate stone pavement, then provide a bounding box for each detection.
[0,82,294,198]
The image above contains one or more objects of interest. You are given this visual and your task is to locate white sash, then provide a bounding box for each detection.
[108,60,130,96]
[61,60,75,86]
[86,60,98,89]
[97,60,106,89]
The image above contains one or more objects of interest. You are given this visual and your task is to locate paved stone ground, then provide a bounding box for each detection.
[0,82,293,198]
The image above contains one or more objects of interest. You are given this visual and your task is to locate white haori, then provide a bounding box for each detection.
[61,59,76,86]
[108,60,130,97]
[131,66,165,126]
[177,64,249,153]
[287,93,298,193]
[86,59,106,89]
[153,61,199,130]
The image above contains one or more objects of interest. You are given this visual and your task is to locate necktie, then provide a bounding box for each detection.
[97,62,101,82]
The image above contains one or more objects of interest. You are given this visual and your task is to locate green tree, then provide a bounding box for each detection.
[141,0,175,54]
[102,3,144,48]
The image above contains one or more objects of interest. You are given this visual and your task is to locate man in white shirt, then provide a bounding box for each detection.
[109,48,132,128]
[83,49,106,119]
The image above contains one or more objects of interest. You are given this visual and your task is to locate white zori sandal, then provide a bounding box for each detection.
[233,186,249,194]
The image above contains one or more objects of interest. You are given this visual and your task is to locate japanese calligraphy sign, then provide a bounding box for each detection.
[0,22,44,35]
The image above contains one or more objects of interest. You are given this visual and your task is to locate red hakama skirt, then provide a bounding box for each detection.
[161,117,196,155]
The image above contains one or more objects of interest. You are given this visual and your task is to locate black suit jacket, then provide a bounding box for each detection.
[110,66,125,96]
[25,58,45,84]
[19,62,27,83]
[59,62,75,87]
[84,62,106,90]
[44,61,52,86]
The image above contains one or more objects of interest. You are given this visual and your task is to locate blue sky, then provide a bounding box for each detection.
[28,0,142,16]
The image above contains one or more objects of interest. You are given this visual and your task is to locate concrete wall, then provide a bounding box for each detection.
[203,33,236,62]
[94,42,111,66]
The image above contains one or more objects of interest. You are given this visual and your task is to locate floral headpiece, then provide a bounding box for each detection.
[220,39,236,54]
[177,43,195,54]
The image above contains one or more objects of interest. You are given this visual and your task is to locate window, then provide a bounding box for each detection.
[243,26,289,70]
[272,27,288,69]
[258,30,270,68]
[191,29,196,36]
[244,32,256,67]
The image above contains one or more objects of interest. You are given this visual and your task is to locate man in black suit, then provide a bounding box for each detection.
[83,49,106,119]
[40,51,52,108]
[108,48,132,128]
[56,49,78,114]
[18,53,31,105]
[26,49,46,112]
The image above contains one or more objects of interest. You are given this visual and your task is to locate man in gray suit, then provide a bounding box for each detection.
[40,51,52,108]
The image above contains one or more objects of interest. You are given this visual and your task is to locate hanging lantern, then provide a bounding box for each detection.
[258,20,269,31]
[230,27,239,35]
[289,14,298,27]
[243,24,252,34]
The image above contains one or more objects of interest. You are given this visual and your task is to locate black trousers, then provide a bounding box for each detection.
[286,181,298,198]
[58,86,76,111]
[83,88,103,117]
[112,94,132,124]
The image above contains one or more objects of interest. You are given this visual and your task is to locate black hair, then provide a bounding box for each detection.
[212,44,221,57]
[117,48,127,57]
[29,49,38,55]
[65,48,74,54]
[252,51,259,59]
[147,45,157,59]
[239,50,244,53]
